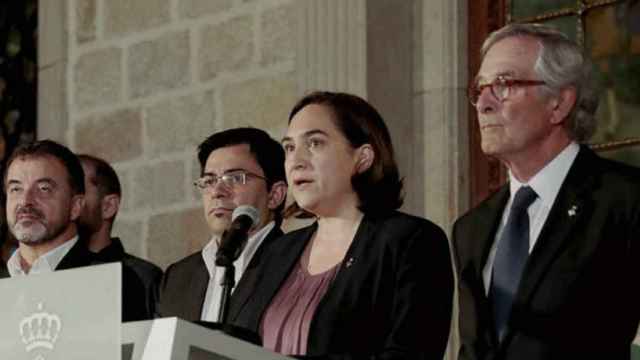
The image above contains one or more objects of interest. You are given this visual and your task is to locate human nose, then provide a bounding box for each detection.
[208,178,232,198]
[475,85,498,114]
[287,144,309,171]
[17,186,38,205]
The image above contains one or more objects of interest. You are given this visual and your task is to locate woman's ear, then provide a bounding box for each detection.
[355,144,375,174]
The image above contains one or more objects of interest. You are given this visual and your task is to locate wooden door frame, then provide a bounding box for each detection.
[468,0,508,207]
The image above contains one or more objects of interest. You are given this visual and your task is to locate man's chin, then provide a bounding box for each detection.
[14,233,48,245]
[207,221,230,238]
[12,224,48,245]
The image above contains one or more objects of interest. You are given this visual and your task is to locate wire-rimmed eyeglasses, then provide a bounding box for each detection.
[193,170,267,192]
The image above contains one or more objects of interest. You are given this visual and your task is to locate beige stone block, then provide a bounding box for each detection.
[148,207,210,268]
[221,73,297,131]
[145,90,217,154]
[190,156,203,201]
[129,31,191,99]
[260,3,296,66]
[179,0,233,19]
[114,167,134,212]
[74,47,122,110]
[112,219,144,257]
[199,15,253,81]
[38,63,67,143]
[74,108,143,162]
[105,0,170,38]
[132,160,185,210]
[76,0,96,44]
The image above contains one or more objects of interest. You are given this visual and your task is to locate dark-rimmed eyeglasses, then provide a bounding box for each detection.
[468,76,546,106]
[193,170,267,192]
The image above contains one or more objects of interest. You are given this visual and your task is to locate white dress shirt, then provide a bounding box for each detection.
[200,221,276,322]
[482,142,579,295]
[7,236,79,276]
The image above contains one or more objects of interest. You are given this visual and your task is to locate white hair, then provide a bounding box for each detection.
[482,23,599,142]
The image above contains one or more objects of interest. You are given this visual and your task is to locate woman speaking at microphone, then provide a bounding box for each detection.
[232,91,453,359]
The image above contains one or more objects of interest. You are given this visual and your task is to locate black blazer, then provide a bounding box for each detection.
[231,211,454,360]
[453,146,640,360]
[0,238,148,322]
[156,227,283,321]
[95,237,163,320]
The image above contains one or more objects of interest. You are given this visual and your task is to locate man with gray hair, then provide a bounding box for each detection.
[453,23,640,359]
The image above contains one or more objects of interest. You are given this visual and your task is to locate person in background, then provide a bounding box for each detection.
[0,140,147,321]
[77,154,163,320]
[232,91,454,359]
[157,128,288,323]
[453,23,640,359]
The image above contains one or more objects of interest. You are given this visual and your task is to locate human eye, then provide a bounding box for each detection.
[228,172,246,185]
[38,182,54,195]
[203,176,217,187]
[307,137,324,149]
[282,142,295,153]
[195,176,216,190]
[491,76,512,100]
[6,184,22,194]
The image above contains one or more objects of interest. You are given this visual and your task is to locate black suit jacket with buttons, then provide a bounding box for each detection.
[156,227,283,321]
[230,211,454,360]
[453,146,640,360]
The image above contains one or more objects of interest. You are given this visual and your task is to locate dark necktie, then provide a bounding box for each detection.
[491,186,537,341]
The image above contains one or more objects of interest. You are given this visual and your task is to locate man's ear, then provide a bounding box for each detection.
[267,180,288,210]
[70,194,85,221]
[355,144,375,174]
[101,194,120,221]
[549,86,577,125]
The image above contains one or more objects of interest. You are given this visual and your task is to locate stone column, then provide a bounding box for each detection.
[296,0,367,97]
[38,0,69,143]
[415,1,468,359]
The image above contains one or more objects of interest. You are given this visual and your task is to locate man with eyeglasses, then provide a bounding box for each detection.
[453,23,640,359]
[156,128,287,323]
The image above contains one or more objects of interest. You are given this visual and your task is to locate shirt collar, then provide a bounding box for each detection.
[508,142,580,208]
[7,236,79,276]
[202,221,276,276]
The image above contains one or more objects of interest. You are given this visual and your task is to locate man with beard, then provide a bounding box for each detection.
[77,154,163,319]
[0,140,147,321]
[157,128,287,323]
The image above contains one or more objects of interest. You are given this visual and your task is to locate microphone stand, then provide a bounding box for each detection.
[217,262,235,324]
[197,225,261,346]
[196,257,260,345]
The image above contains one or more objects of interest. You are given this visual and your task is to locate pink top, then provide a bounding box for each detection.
[260,246,341,356]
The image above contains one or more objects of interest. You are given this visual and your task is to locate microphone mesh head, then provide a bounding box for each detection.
[232,205,260,226]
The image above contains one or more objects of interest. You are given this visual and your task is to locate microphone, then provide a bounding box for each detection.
[215,205,260,267]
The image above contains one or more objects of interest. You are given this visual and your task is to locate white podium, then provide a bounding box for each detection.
[122,318,289,360]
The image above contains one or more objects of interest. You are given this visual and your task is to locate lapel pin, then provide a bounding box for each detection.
[346,257,355,268]
[568,205,578,217]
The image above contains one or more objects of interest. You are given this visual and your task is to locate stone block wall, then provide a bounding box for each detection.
[59,0,298,268]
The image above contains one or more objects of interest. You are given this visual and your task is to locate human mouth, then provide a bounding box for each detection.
[480,123,502,131]
[16,207,44,222]
[209,206,233,218]
[293,178,314,188]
